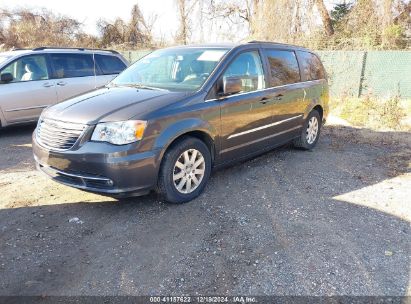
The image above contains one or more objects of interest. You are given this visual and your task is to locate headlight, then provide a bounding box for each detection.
[91,120,147,145]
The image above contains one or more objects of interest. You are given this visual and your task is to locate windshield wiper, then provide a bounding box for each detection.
[126,83,168,91]
[107,83,168,91]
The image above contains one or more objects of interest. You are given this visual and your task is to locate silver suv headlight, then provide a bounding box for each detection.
[91,120,147,145]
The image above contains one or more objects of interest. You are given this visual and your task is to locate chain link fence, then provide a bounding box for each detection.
[317,50,411,98]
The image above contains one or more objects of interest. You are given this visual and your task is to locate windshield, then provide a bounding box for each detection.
[111,48,230,92]
[0,55,11,66]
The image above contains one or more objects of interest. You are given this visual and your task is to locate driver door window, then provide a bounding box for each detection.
[1,55,49,82]
[222,51,265,93]
[0,55,56,124]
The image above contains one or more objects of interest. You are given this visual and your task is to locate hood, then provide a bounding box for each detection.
[43,86,189,125]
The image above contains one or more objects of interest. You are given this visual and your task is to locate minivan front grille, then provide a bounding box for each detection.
[36,119,87,151]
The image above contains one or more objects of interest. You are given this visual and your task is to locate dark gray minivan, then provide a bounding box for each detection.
[33,42,329,203]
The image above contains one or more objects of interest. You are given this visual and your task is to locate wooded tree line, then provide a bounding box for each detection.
[0,0,410,50]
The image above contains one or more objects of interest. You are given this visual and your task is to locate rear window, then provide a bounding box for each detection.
[50,53,95,78]
[298,51,325,81]
[95,54,126,75]
[265,50,300,87]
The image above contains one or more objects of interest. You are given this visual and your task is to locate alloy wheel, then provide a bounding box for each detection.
[173,149,205,194]
[306,116,319,144]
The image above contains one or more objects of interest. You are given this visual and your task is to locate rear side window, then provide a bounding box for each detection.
[298,51,325,81]
[265,50,300,87]
[50,53,95,78]
[95,54,126,75]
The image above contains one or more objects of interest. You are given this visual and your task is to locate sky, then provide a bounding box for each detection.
[0,0,344,41]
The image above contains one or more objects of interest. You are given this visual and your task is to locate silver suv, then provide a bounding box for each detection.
[0,47,128,127]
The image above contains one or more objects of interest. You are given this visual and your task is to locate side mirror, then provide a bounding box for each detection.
[1,73,13,83]
[222,76,242,96]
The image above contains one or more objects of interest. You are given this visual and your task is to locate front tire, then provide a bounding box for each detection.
[157,136,212,204]
[293,110,321,150]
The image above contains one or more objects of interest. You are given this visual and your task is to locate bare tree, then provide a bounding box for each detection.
[252,0,317,43]
[97,3,153,48]
[128,4,153,45]
[175,0,198,44]
[314,0,334,36]
[0,8,93,49]
[393,0,411,25]
[206,0,260,39]
[176,0,188,44]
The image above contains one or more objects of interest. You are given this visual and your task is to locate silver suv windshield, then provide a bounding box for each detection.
[111,48,229,92]
[0,55,11,65]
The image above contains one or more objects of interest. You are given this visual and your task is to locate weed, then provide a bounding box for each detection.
[330,95,409,131]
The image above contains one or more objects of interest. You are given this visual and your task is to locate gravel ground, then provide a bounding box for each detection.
[0,122,410,296]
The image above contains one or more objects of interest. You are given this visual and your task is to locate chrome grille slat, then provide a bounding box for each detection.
[42,120,85,131]
[37,119,87,151]
[40,127,83,136]
[38,131,78,141]
[37,130,79,141]
[40,124,84,134]
[38,136,76,145]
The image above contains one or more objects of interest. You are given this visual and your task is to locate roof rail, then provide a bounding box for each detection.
[32,47,120,54]
[248,40,290,45]
[247,40,277,44]
[247,40,308,49]
[9,48,30,51]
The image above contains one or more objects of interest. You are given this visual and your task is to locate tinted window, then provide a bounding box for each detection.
[50,53,95,78]
[222,51,265,93]
[266,50,300,87]
[95,54,126,75]
[298,51,325,81]
[0,55,49,82]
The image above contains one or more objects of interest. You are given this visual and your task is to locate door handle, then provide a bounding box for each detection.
[43,82,53,88]
[274,94,283,101]
[259,97,270,104]
[57,81,67,86]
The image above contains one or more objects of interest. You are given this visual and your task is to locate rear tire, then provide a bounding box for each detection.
[293,110,321,150]
[157,136,212,204]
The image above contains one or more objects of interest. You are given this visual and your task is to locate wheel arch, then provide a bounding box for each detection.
[312,104,324,121]
[304,102,324,121]
[154,118,217,165]
[0,105,6,128]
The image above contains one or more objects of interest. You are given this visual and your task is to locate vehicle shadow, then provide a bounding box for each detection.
[0,124,36,171]
[0,124,409,296]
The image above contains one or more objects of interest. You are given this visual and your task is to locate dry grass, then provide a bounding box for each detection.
[330,95,411,131]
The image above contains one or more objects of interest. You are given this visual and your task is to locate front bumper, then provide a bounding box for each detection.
[33,133,162,196]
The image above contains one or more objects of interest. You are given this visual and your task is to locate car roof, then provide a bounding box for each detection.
[163,41,310,52]
[0,50,28,57]
[164,43,239,49]
[247,41,310,51]
[0,47,121,57]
